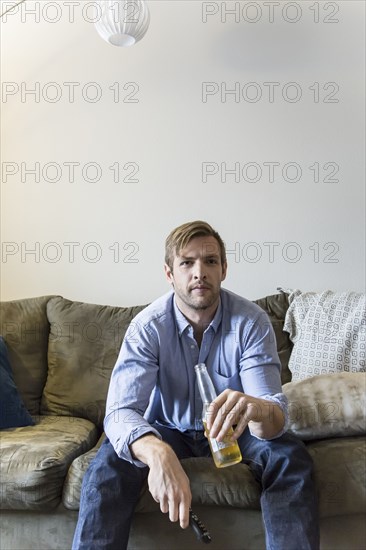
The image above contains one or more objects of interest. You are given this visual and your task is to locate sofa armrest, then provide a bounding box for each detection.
[62,433,106,510]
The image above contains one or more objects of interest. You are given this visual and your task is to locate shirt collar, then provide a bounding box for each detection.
[172,294,223,337]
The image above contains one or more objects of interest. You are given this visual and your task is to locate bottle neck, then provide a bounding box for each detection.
[195,363,217,403]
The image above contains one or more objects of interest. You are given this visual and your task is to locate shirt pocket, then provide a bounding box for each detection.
[212,369,243,394]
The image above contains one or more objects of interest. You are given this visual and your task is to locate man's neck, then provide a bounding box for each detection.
[174,297,218,345]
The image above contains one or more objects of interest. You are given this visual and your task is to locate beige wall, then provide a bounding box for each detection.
[1,0,365,306]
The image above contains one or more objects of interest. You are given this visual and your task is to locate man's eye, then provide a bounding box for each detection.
[208,259,218,264]
[180,261,191,266]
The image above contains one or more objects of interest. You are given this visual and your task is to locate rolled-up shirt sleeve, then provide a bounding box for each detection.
[239,311,289,440]
[248,393,289,440]
[104,319,162,467]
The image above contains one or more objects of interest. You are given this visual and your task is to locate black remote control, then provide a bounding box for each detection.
[189,508,212,544]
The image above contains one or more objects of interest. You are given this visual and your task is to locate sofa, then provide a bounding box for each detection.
[0,290,365,550]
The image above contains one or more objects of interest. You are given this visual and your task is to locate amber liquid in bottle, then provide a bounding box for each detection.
[203,418,242,468]
[195,363,242,469]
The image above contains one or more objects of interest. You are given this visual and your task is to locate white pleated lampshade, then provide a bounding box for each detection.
[94,1,150,47]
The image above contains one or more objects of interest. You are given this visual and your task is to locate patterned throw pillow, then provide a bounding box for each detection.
[283,290,366,381]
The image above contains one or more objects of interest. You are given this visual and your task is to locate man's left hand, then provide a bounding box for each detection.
[206,389,285,441]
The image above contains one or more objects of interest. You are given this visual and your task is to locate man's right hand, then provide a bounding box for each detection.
[130,434,192,529]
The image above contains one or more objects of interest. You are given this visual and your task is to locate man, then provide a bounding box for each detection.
[73,220,319,550]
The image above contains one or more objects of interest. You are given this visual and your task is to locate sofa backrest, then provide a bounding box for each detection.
[0,296,54,415]
[41,297,147,430]
[0,292,292,429]
[253,292,293,385]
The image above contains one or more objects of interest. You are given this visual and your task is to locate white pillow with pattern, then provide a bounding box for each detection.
[284,290,365,381]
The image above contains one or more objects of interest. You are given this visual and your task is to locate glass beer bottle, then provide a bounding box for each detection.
[194,363,242,468]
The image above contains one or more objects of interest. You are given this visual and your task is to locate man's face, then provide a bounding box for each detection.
[164,235,227,315]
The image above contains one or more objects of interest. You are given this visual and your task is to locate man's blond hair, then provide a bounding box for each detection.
[165,221,226,270]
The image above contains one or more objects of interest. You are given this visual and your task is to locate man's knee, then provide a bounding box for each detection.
[270,433,314,467]
[243,431,315,479]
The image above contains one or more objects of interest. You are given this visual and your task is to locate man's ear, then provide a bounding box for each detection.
[221,261,228,282]
[164,263,174,284]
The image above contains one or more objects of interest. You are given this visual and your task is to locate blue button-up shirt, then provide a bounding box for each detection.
[105,288,288,466]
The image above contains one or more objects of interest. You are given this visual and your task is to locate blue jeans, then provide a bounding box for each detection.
[72,426,319,550]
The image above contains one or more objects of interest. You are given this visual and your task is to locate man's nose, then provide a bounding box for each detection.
[193,261,206,279]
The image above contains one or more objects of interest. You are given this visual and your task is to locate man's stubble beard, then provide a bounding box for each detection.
[173,285,220,312]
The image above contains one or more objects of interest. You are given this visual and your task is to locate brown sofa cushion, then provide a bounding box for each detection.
[63,435,261,512]
[41,297,147,429]
[135,456,262,513]
[253,292,292,384]
[63,433,366,520]
[0,296,54,415]
[307,436,366,518]
[0,416,97,511]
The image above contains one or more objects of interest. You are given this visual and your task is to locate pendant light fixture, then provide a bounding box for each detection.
[94,0,150,47]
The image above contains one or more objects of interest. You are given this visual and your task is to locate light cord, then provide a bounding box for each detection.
[0,0,27,19]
